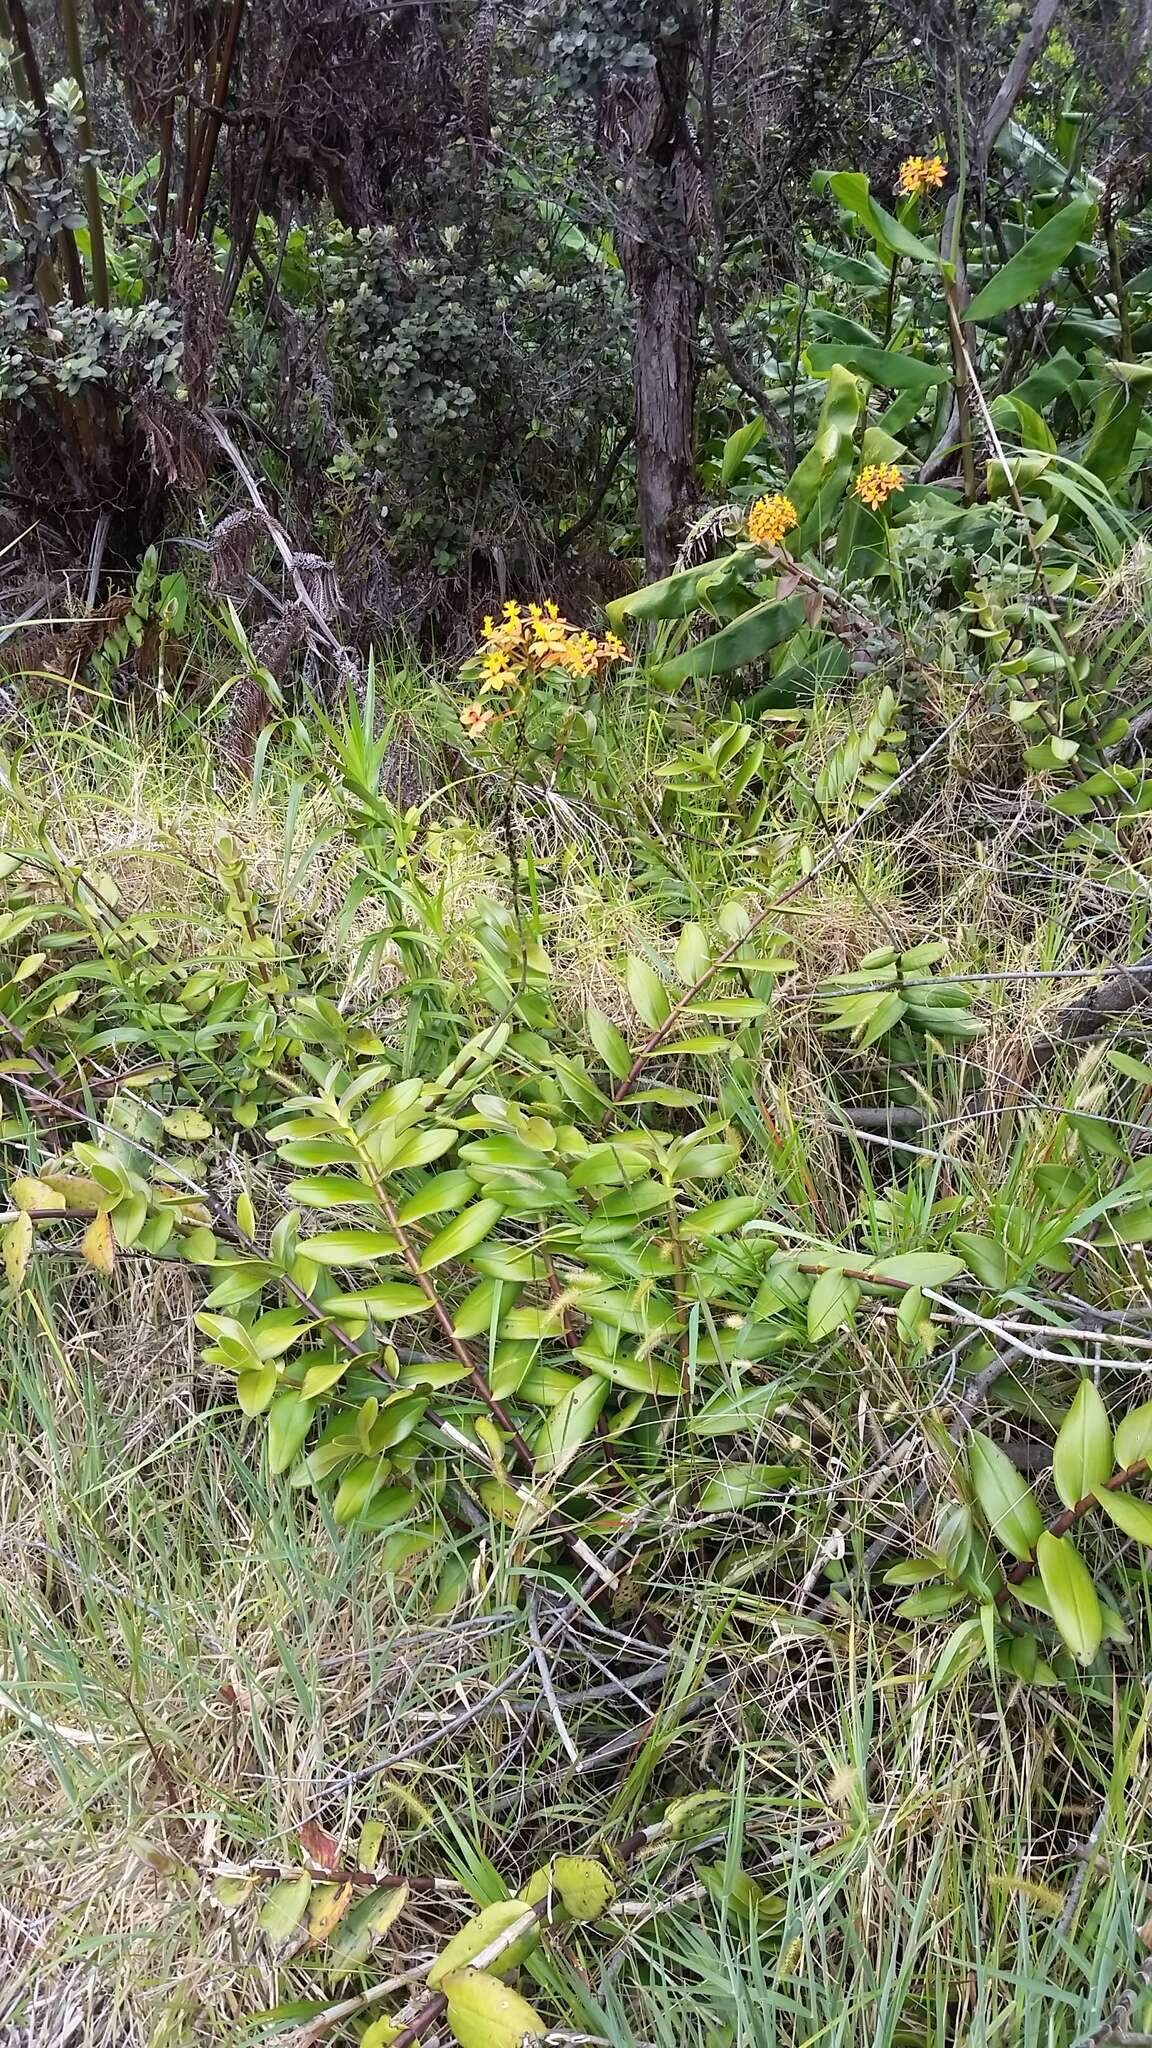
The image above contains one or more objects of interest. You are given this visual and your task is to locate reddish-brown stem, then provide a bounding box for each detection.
[995,1457,1151,1604]
[363,1171,537,1471]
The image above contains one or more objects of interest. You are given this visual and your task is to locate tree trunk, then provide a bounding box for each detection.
[606,60,699,579]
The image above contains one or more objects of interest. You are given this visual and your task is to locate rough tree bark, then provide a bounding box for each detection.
[605,48,699,579]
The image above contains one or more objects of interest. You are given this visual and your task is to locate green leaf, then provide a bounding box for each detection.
[1036,1529,1102,1665]
[586,1005,632,1082]
[605,548,756,629]
[388,1127,457,1172]
[420,1199,504,1272]
[679,1195,762,1238]
[1115,1401,1152,1469]
[625,954,671,1029]
[823,171,946,268]
[1093,1486,1152,1546]
[865,1252,965,1287]
[698,1462,794,1510]
[332,1458,392,1524]
[806,341,949,392]
[656,596,806,686]
[533,1375,608,1472]
[442,1968,546,2048]
[287,1175,369,1207]
[965,197,1096,322]
[328,1283,429,1320]
[236,1362,279,1415]
[721,415,766,486]
[807,1268,860,1341]
[1052,1380,1113,1510]
[684,1380,783,1438]
[968,1433,1044,1561]
[302,1230,401,1265]
[397,1170,477,1223]
[267,1391,315,1475]
[258,1870,312,1943]
[428,1902,539,1986]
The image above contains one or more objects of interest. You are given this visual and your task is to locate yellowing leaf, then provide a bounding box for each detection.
[520,1857,615,1923]
[10,1176,65,1213]
[428,1901,539,1986]
[442,1967,545,2048]
[3,1211,33,1294]
[307,1880,354,1943]
[81,1210,116,1277]
[163,1109,213,1141]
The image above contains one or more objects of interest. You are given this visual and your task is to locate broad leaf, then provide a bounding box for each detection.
[823,171,945,268]
[429,1901,539,1986]
[968,1433,1043,1561]
[1093,1487,1152,1546]
[656,595,806,686]
[1036,1530,1102,1665]
[807,1268,860,1341]
[1052,1380,1113,1510]
[442,1968,546,2048]
[806,340,949,392]
[1115,1400,1152,1469]
[966,197,1096,322]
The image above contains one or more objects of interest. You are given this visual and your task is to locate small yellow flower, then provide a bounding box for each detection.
[461,700,498,735]
[854,462,904,510]
[897,153,947,198]
[599,631,628,662]
[747,493,799,548]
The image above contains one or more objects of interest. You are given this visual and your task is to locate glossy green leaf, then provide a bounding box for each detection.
[605,548,756,629]
[533,1374,608,1472]
[267,1391,315,1474]
[420,1199,504,1271]
[657,595,806,686]
[586,1005,632,1081]
[968,1432,1044,1561]
[807,1268,860,1341]
[625,953,671,1029]
[966,197,1096,322]
[1093,1486,1152,1546]
[1052,1380,1113,1510]
[806,340,949,392]
[1115,1401,1152,1469]
[686,1382,783,1436]
[303,1230,401,1264]
[721,415,765,486]
[823,171,945,267]
[327,1283,429,1319]
[698,1462,794,1509]
[1036,1529,1102,1665]
[866,1252,965,1287]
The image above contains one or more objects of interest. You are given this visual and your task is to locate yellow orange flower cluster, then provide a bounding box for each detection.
[854,462,904,510]
[747,493,799,547]
[897,153,947,198]
[459,600,628,735]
